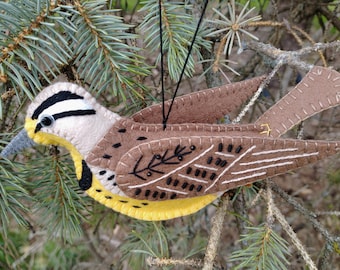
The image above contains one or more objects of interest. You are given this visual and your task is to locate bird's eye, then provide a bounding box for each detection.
[40,115,55,127]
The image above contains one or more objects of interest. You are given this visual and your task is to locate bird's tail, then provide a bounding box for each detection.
[255,66,340,138]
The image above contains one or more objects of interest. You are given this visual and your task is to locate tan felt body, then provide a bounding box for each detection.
[85,119,267,172]
[84,66,339,204]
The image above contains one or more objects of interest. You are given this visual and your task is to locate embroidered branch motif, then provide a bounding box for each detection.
[130,144,194,181]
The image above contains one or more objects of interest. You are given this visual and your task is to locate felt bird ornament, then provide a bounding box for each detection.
[1,66,339,221]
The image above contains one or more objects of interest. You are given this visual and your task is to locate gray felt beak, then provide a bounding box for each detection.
[1,129,36,158]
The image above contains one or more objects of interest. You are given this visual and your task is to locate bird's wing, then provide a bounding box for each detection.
[256,66,340,137]
[116,136,339,201]
[132,76,266,124]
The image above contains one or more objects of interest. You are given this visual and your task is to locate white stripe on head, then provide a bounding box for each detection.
[38,99,94,119]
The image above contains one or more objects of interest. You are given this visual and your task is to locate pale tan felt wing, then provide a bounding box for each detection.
[115,136,339,201]
[256,66,340,137]
[132,75,266,124]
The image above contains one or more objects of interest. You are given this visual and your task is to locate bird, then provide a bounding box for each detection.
[1,66,339,221]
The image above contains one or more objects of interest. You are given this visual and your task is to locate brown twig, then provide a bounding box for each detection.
[270,182,340,269]
[146,257,203,268]
[246,40,340,70]
[202,194,230,270]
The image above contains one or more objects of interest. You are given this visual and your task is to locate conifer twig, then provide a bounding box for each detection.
[246,40,340,70]
[202,194,230,270]
[232,61,281,124]
[270,182,340,269]
[270,200,317,270]
[270,183,338,244]
[146,257,203,268]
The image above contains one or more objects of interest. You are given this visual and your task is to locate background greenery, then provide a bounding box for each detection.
[0,0,339,269]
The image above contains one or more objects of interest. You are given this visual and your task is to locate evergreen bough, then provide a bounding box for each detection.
[0,1,339,269]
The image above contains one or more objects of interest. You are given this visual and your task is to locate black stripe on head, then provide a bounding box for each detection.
[34,109,96,133]
[32,91,84,119]
[53,109,96,120]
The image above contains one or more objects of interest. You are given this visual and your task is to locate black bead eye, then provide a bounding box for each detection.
[40,115,55,127]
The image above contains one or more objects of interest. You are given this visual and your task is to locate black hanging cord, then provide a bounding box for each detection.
[158,0,166,129]
[159,0,209,130]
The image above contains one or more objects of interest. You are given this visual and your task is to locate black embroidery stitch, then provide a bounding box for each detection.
[129,144,194,180]
[112,142,122,148]
[195,169,200,176]
[235,145,243,153]
[166,177,172,185]
[220,160,227,167]
[108,175,115,181]
[170,193,177,199]
[181,182,188,189]
[215,158,222,166]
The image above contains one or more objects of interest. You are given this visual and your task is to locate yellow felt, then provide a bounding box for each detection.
[25,118,217,221]
[86,179,217,221]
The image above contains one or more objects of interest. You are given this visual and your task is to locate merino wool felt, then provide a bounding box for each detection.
[132,75,266,124]
[255,66,340,137]
[4,66,339,221]
[86,66,340,202]
[115,136,338,200]
[1,129,36,158]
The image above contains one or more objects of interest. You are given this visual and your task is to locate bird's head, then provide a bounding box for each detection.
[1,83,121,158]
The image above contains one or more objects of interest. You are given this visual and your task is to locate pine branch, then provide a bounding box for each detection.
[139,0,211,82]
[229,224,290,270]
[27,150,90,243]
[0,0,75,101]
[72,0,150,101]
[0,159,31,238]
[119,221,170,269]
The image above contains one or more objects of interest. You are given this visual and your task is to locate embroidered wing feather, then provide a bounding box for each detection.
[115,136,339,201]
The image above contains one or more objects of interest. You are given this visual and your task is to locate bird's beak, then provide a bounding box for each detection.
[0,129,36,158]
